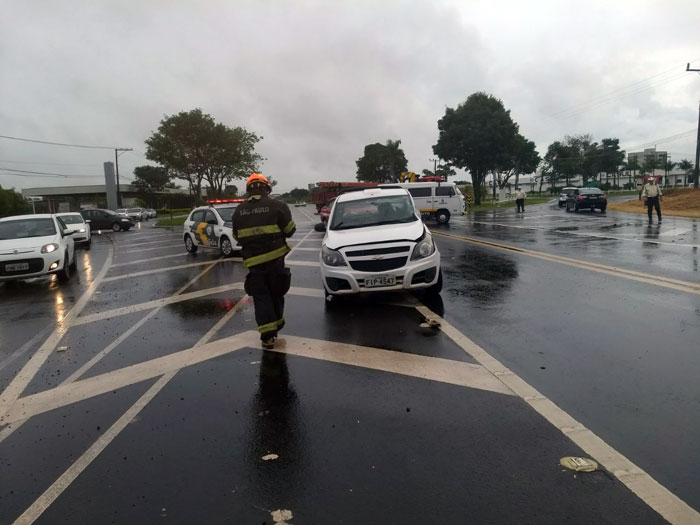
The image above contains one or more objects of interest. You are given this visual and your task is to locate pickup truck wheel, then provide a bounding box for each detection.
[436,210,450,224]
[426,270,443,295]
[184,235,198,253]
[220,236,234,257]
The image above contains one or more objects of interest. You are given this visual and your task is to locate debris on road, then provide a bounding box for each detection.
[560,456,599,472]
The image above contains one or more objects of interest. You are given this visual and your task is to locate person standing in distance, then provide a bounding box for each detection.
[514,187,527,213]
[641,176,662,224]
[233,174,296,349]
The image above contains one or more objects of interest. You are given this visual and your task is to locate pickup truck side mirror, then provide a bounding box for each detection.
[314,222,327,232]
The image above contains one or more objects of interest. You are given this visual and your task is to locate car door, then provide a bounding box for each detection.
[407,187,434,217]
[202,210,220,247]
[435,185,457,213]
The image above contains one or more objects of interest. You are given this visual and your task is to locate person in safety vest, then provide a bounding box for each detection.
[233,174,296,349]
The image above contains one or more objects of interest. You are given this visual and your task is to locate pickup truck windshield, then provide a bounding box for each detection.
[330,195,417,230]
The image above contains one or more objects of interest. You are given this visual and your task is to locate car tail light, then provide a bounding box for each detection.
[602,194,607,200]
[577,195,584,201]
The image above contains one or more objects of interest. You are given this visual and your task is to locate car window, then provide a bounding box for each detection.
[435,186,455,197]
[204,210,217,223]
[407,187,431,198]
[330,194,418,230]
[190,210,205,223]
[59,214,84,224]
[580,188,603,194]
[216,206,237,222]
[0,218,57,240]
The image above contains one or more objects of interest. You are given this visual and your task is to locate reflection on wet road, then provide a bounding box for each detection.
[1,204,699,523]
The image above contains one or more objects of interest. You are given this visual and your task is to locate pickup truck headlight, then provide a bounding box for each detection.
[411,233,435,260]
[41,243,59,254]
[321,245,346,267]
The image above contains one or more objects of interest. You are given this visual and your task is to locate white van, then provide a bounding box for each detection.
[382,182,466,224]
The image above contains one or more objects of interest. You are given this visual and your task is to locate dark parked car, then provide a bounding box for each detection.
[565,188,607,213]
[80,209,134,231]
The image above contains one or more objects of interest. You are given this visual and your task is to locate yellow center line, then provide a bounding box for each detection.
[431,230,700,295]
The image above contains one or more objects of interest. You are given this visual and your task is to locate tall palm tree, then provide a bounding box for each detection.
[664,160,676,187]
[627,158,640,188]
[677,159,693,187]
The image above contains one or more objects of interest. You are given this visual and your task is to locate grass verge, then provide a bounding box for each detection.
[155,216,186,227]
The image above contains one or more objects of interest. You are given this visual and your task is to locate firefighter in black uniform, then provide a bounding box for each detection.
[233,174,296,349]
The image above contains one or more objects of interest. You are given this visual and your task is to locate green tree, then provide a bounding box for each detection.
[145,108,263,201]
[0,185,31,218]
[356,139,408,183]
[496,134,540,189]
[433,92,519,204]
[599,138,625,188]
[132,165,170,207]
[542,141,576,186]
[677,159,694,186]
[664,160,676,187]
[643,157,658,180]
[627,157,640,187]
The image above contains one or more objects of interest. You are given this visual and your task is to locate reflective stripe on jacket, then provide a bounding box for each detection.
[232,194,296,267]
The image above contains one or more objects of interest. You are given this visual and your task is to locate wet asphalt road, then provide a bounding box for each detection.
[0,202,698,524]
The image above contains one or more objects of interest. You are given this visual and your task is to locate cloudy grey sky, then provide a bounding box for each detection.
[1,0,699,193]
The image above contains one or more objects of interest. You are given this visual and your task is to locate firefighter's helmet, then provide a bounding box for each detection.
[246,173,271,193]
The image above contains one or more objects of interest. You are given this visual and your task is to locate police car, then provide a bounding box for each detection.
[183,199,243,257]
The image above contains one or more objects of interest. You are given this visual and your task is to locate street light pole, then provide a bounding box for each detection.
[686,63,700,189]
[114,148,133,207]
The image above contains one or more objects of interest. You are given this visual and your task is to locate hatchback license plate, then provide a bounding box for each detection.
[365,275,396,287]
[5,263,29,272]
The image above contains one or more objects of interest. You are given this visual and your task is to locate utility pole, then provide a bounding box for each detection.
[114,148,133,207]
[686,63,700,189]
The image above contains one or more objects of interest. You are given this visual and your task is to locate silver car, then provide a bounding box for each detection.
[559,187,577,208]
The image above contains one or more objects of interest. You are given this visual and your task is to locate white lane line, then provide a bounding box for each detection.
[273,335,513,396]
[103,258,242,282]
[286,260,320,267]
[4,332,260,425]
[73,282,245,326]
[0,326,53,373]
[117,244,181,255]
[11,315,255,525]
[72,284,324,326]
[295,207,315,221]
[414,305,700,525]
[5,329,512,427]
[466,220,700,248]
[288,230,315,257]
[0,263,223,445]
[291,247,321,252]
[0,245,115,422]
[113,238,181,248]
[111,253,190,267]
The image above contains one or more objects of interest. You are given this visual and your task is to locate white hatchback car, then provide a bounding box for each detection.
[319,188,442,296]
[0,214,77,283]
[57,212,92,248]
[183,200,243,257]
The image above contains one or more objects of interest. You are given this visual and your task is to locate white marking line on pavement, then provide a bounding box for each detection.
[117,244,181,255]
[288,229,315,257]
[114,238,181,248]
[0,244,114,423]
[111,253,189,267]
[5,330,511,427]
[295,207,315,221]
[0,263,223,445]
[432,231,700,295]
[467,220,700,248]
[291,247,321,252]
[71,283,323,326]
[286,260,320,267]
[414,305,700,525]
[103,257,242,282]
[0,326,53,373]
[10,301,253,525]
[73,282,245,326]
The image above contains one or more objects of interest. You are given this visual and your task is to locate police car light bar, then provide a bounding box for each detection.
[207,198,245,204]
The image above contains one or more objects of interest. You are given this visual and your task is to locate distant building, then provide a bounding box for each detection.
[21,184,188,213]
[627,148,668,171]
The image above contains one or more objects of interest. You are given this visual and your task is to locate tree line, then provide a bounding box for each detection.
[355,92,696,205]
